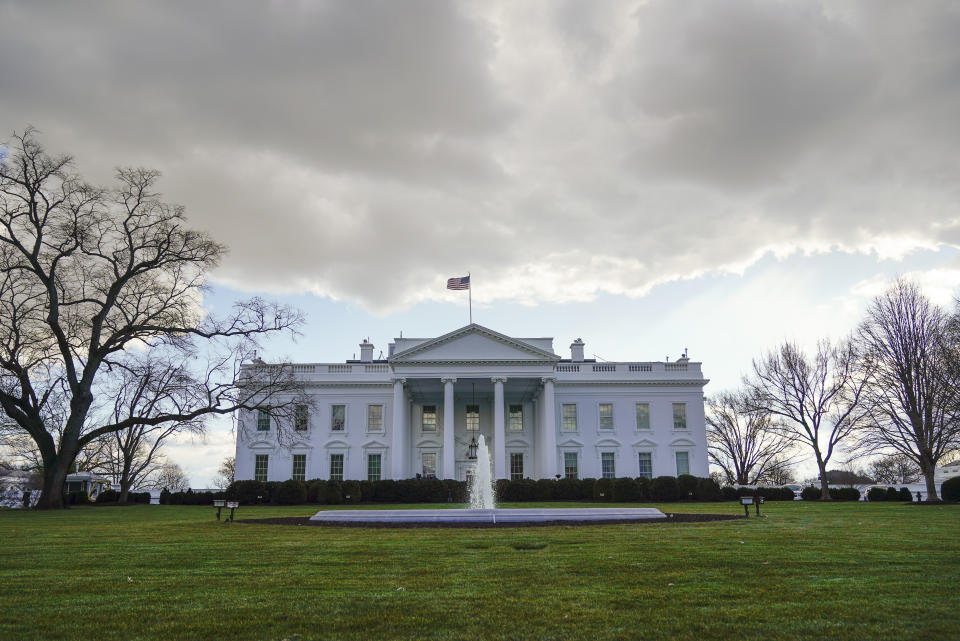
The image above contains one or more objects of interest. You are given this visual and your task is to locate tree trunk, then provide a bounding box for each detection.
[920,458,939,502]
[818,462,832,501]
[118,459,133,505]
[118,478,131,505]
[35,456,71,509]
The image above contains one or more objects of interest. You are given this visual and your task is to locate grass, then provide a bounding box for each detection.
[0,501,957,641]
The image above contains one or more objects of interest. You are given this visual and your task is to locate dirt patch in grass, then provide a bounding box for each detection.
[234,512,743,528]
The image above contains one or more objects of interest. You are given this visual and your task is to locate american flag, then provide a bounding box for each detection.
[446,275,470,290]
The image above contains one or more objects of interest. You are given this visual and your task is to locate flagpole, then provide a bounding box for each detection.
[468,272,472,324]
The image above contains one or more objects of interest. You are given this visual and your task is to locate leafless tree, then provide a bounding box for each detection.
[868,453,920,485]
[755,456,796,486]
[0,129,305,508]
[213,456,235,490]
[746,339,870,500]
[152,462,190,493]
[91,354,209,504]
[706,391,795,485]
[855,279,960,500]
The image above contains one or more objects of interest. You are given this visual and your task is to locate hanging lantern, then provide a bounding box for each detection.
[466,436,478,460]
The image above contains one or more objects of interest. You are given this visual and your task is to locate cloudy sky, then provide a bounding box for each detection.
[2,0,959,484]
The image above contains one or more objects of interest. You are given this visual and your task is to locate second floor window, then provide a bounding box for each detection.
[331,404,345,431]
[562,404,577,431]
[256,408,270,431]
[368,405,383,432]
[422,405,437,431]
[599,403,614,430]
[508,404,523,431]
[294,405,308,432]
[466,404,479,431]
[673,403,687,430]
[636,403,650,430]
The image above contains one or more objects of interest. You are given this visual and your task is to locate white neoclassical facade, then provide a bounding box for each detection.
[234,324,710,484]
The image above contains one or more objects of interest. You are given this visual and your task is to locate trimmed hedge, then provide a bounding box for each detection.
[219,475,818,506]
[161,489,227,505]
[867,486,910,502]
[95,490,152,504]
[801,486,861,501]
[224,475,731,505]
[942,476,960,502]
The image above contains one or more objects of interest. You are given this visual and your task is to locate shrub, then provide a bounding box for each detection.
[372,479,399,503]
[942,476,960,502]
[96,490,120,503]
[159,488,171,505]
[898,487,913,501]
[804,486,860,501]
[612,477,640,502]
[534,479,555,501]
[867,487,888,502]
[885,486,900,501]
[650,476,680,502]
[342,481,362,504]
[676,474,698,500]
[500,479,536,502]
[695,477,722,502]
[554,477,582,500]
[443,479,467,503]
[321,480,343,505]
[227,480,268,504]
[636,477,651,501]
[594,478,615,501]
[720,486,739,501]
[274,480,307,505]
[66,490,89,505]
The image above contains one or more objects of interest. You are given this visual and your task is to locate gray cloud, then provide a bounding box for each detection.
[1,0,958,311]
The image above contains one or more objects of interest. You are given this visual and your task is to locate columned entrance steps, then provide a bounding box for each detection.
[309,507,667,524]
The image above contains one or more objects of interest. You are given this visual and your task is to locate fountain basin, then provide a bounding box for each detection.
[309,507,667,525]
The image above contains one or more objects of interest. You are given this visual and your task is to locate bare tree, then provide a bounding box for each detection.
[755,456,796,486]
[152,462,189,493]
[92,354,209,504]
[868,453,920,485]
[746,339,870,500]
[0,129,304,508]
[855,279,960,500]
[213,456,235,490]
[706,391,795,485]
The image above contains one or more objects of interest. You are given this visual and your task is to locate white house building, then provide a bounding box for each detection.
[234,324,709,484]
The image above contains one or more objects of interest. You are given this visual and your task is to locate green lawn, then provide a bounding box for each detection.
[0,501,957,641]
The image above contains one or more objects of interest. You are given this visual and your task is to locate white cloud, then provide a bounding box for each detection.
[1,0,958,313]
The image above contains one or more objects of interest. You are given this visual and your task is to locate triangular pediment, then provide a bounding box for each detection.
[389,324,559,363]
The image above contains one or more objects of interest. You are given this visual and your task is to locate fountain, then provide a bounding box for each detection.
[310,433,666,525]
[468,434,496,510]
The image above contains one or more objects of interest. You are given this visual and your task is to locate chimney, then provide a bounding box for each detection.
[570,338,585,362]
[360,338,374,363]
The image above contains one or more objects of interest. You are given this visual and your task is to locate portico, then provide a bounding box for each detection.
[388,374,558,481]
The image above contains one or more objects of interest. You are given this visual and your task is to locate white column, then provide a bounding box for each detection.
[541,377,557,478]
[493,377,507,479]
[442,377,456,479]
[391,378,407,480]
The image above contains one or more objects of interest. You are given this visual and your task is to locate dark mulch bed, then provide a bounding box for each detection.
[235,512,744,529]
